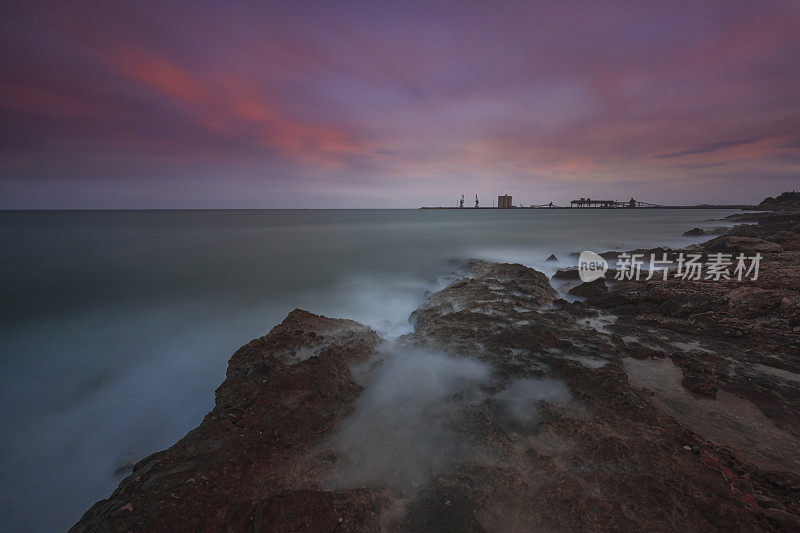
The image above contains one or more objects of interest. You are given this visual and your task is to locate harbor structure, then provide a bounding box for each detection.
[570,197,615,208]
[569,197,660,208]
[419,194,750,209]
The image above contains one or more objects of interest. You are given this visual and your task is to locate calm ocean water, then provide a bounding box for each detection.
[0,208,737,530]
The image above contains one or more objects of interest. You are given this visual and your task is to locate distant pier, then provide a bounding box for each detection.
[420,195,757,210]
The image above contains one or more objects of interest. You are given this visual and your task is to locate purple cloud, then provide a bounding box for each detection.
[1,0,798,207]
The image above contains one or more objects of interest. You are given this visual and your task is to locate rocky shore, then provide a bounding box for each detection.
[73,195,800,532]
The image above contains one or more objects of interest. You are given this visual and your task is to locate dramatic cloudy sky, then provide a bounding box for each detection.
[1,0,798,208]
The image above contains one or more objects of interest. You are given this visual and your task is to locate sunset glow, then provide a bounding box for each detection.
[1,1,798,207]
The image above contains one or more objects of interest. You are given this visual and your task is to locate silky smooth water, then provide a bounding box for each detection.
[0,208,736,530]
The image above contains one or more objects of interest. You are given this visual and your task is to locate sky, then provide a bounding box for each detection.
[1,0,798,208]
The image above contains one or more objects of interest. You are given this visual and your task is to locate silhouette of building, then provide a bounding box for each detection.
[498,194,512,208]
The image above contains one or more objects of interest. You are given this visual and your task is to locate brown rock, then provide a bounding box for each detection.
[763,508,800,528]
[754,494,786,511]
[553,268,580,280]
[71,310,384,532]
[758,191,800,213]
[703,235,783,254]
[568,278,608,298]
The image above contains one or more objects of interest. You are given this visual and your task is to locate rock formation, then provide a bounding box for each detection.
[73,197,800,532]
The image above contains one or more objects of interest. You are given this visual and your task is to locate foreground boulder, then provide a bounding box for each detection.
[72,310,384,532]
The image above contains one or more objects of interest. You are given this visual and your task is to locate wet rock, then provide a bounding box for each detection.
[708,226,731,235]
[763,508,800,528]
[568,278,608,298]
[71,310,383,532]
[553,268,580,280]
[759,213,800,227]
[727,286,782,318]
[754,494,786,511]
[678,358,719,397]
[703,235,783,254]
[235,489,387,532]
[724,212,765,222]
[683,226,730,238]
[410,260,556,347]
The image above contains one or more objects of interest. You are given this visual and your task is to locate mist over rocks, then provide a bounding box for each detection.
[71,309,388,531]
[73,203,800,531]
[325,343,491,495]
[493,377,573,427]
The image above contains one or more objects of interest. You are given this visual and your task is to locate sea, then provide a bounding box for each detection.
[0,208,738,531]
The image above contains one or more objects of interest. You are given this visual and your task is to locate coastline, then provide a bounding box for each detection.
[72,199,800,531]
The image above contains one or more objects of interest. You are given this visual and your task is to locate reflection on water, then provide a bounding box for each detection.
[624,357,800,474]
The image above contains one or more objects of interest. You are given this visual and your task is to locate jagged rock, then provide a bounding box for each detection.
[553,268,580,280]
[683,227,705,236]
[703,235,783,253]
[405,258,800,530]
[568,278,608,297]
[724,212,765,222]
[759,191,800,212]
[708,226,731,235]
[410,260,556,344]
[71,310,384,532]
[546,254,558,262]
